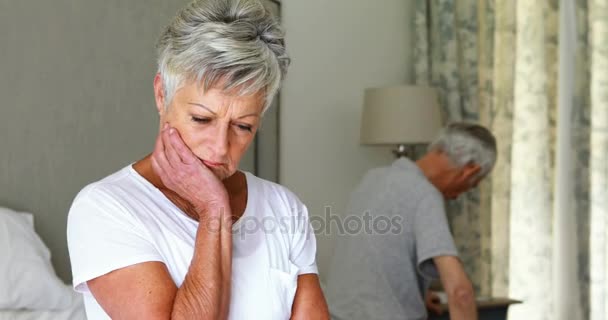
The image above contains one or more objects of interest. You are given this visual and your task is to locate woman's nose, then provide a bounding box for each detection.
[209,125,229,159]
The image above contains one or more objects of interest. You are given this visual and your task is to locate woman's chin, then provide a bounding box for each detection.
[209,167,234,181]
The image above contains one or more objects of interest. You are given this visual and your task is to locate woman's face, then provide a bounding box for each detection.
[154,74,264,180]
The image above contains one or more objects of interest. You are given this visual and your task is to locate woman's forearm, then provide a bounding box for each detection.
[171,204,233,319]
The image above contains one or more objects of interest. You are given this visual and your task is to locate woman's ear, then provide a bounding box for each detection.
[153,73,166,115]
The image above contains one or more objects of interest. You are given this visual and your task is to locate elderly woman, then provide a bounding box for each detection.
[66,0,329,319]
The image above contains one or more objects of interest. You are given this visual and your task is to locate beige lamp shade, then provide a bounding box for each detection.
[360,85,442,145]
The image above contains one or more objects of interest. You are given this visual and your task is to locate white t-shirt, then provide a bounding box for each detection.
[67,165,318,319]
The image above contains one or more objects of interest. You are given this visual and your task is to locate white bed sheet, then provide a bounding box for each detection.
[0,285,85,320]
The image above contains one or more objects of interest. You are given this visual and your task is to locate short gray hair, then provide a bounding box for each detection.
[428,122,497,177]
[156,0,290,111]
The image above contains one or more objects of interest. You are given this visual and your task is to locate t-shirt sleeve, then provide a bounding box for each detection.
[67,186,164,293]
[413,192,459,281]
[288,198,318,275]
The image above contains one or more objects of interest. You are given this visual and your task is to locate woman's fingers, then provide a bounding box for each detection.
[153,124,228,215]
[151,126,174,186]
[163,128,184,166]
[168,128,198,165]
[154,130,171,168]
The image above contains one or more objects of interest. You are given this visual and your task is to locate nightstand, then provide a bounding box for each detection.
[428,297,521,320]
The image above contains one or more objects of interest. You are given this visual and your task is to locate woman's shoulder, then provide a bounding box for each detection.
[70,165,144,214]
[244,171,303,208]
[75,165,128,193]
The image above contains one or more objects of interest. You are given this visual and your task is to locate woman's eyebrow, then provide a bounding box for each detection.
[188,102,259,119]
[238,113,260,119]
[188,102,216,115]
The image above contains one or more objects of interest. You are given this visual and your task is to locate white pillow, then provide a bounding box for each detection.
[0,207,73,310]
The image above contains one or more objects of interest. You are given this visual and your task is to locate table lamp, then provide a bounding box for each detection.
[360,85,442,158]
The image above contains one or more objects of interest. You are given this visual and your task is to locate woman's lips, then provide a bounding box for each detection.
[202,160,224,167]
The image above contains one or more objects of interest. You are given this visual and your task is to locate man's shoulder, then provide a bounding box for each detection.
[372,160,440,199]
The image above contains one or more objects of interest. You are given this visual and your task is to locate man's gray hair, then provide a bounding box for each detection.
[428,122,497,177]
[156,0,290,111]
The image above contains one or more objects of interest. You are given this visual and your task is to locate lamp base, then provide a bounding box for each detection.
[392,144,413,158]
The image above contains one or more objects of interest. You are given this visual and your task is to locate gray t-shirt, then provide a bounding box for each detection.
[325,158,458,320]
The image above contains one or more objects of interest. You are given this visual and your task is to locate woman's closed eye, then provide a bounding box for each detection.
[235,123,252,132]
[191,116,253,132]
[191,116,211,124]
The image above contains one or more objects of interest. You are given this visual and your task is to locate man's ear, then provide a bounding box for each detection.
[461,163,481,181]
[153,73,166,115]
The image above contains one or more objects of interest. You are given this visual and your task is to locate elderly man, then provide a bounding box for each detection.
[325,122,497,320]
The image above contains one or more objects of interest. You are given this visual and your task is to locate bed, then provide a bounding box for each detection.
[0,287,85,320]
[0,207,85,320]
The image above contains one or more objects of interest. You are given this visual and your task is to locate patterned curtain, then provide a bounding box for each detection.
[413,0,608,319]
[588,0,608,318]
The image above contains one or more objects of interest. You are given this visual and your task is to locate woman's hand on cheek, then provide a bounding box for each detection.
[151,124,229,218]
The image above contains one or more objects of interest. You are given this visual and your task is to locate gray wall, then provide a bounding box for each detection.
[0,0,193,282]
[0,0,413,284]
[280,0,415,279]
[0,0,280,284]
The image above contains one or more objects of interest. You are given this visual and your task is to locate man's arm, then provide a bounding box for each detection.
[425,289,444,316]
[433,256,477,320]
[88,204,233,320]
[290,274,330,320]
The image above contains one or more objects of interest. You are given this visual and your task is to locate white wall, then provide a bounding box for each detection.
[280,0,415,279]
